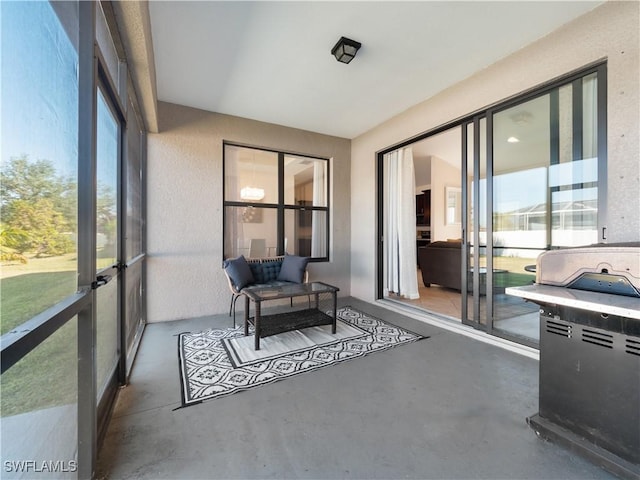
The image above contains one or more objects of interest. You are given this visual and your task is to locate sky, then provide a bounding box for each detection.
[2,1,116,196]
[2,1,78,179]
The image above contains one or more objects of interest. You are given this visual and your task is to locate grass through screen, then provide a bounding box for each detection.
[1,255,77,417]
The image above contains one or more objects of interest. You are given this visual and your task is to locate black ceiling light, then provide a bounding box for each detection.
[331,36,361,64]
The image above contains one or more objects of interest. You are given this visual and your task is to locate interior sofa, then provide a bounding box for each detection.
[418,240,462,290]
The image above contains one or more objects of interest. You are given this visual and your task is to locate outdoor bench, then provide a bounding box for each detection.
[223,254,309,326]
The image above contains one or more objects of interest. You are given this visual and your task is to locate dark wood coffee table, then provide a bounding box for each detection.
[242,282,339,350]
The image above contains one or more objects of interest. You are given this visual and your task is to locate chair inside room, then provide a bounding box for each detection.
[249,238,267,258]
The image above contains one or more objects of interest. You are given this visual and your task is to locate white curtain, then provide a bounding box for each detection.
[385,147,419,299]
[311,161,327,257]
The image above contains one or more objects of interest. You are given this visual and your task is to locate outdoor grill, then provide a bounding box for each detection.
[507,242,640,480]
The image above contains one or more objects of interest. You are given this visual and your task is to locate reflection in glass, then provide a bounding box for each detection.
[492,96,549,343]
[1,1,79,333]
[491,73,599,344]
[96,90,119,269]
[582,73,598,159]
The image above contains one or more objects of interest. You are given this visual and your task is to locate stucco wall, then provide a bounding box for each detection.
[147,103,351,322]
[350,1,640,302]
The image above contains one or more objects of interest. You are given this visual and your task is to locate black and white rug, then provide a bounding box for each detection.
[177,306,425,407]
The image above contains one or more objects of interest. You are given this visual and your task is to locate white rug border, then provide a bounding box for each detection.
[221,319,368,368]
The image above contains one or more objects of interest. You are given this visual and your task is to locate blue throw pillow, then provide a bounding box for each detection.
[223,255,255,290]
[277,254,309,283]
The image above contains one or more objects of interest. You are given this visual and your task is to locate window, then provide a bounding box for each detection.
[223,144,329,261]
[1,0,80,468]
[1,1,79,321]
[1,2,147,475]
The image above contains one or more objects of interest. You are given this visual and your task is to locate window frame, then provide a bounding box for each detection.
[223,142,330,262]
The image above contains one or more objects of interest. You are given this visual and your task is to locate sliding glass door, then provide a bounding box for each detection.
[378,63,606,348]
[487,69,604,345]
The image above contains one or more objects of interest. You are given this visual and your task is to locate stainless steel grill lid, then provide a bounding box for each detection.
[535,242,640,297]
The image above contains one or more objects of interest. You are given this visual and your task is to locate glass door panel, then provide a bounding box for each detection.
[95,89,120,399]
[550,74,599,247]
[491,95,548,343]
[489,71,600,345]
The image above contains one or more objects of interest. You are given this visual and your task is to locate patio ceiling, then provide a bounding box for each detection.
[148,1,603,139]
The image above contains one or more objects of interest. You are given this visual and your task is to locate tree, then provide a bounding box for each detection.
[0,156,65,204]
[1,156,76,257]
[0,224,28,263]
[3,199,73,256]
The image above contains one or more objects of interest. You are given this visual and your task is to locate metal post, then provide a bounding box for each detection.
[77,2,97,478]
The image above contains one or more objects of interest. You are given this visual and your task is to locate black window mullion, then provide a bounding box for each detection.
[325,156,331,262]
[277,152,285,255]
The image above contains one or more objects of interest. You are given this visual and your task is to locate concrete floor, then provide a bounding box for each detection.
[97,297,615,480]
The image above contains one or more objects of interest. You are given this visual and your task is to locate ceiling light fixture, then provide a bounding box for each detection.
[331,36,361,64]
[507,136,520,143]
[240,186,265,201]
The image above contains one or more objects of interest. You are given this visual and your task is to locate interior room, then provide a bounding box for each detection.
[386,128,465,320]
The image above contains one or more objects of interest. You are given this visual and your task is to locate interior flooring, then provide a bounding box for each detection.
[96,297,614,480]
[396,283,462,319]
[390,269,540,342]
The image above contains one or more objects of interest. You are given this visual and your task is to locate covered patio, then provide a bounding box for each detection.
[96,298,613,479]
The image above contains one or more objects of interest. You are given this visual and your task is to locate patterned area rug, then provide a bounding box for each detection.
[177,306,425,407]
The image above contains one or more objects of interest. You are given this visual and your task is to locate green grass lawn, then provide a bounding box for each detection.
[1,253,118,417]
[1,256,78,417]
[1,319,77,417]
[1,270,78,335]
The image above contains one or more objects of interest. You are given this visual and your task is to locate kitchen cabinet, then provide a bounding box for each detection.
[416,189,431,226]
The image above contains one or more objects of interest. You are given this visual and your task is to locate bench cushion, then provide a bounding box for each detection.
[277,254,309,283]
[223,255,254,290]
